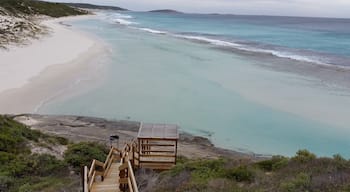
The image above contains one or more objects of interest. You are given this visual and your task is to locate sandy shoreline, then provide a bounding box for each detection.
[0,15,108,114]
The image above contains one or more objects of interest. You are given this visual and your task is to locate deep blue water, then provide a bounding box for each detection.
[104,11,350,67]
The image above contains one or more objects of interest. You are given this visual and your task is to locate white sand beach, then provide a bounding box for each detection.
[0,15,108,114]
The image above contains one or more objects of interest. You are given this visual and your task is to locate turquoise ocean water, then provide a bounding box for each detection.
[40,11,350,157]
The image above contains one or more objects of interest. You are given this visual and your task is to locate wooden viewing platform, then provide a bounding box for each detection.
[137,123,179,170]
[83,123,179,192]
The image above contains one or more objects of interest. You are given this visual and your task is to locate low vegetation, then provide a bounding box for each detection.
[64,142,108,172]
[0,0,86,17]
[0,115,108,191]
[63,3,127,11]
[2,115,350,191]
[0,0,87,49]
[140,150,350,192]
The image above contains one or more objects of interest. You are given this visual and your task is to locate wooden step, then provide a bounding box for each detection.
[91,187,119,192]
[92,190,119,192]
[92,183,120,192]
[91,162,120,192]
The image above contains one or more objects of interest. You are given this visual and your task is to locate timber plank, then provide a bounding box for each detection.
[91,162,120,192]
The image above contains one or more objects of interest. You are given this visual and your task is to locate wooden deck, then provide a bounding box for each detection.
[137,123,179,169]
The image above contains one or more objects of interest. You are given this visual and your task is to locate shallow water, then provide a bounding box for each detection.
[40,13,350,157]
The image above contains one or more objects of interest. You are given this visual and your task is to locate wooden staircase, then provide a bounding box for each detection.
[83,143,139,192]
[83,136,177,192]
[91,162,120,192]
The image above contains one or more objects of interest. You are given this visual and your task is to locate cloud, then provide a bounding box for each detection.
[47,0,350,18]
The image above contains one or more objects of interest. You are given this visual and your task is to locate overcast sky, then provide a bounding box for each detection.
[47,0,350,18]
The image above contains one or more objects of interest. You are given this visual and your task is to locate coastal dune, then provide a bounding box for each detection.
[0,15,106,113]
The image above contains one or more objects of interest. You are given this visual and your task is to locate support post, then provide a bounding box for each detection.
[175,140,178,165]
[82,166,88,192]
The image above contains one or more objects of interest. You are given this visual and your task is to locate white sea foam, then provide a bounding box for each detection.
[238,46,326,65]
[269,51,324,64]
[172,34,329,65]
[113,13,133,19]
[174,34,242,47]
[107,13,319,65]
[96,11,339,67]
[96,11,137,25]
[115,18,138,26]
[139,28,168,34]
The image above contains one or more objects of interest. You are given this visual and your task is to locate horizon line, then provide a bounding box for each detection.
[60,1,350,20]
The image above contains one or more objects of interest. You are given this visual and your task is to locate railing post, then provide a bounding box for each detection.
[119,164,128,192]
[81,166,84,192]
[128,161,138,192]
[132,145,135,169]
[82,166,88,192]
[138,138,141,169]
[175,140,178,165]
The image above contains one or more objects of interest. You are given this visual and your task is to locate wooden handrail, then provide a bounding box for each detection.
[82,142,139,192]
[83,166,88,192]
[89,171,96,189]
[88,160,96,178]
[94,160,104,167]
[119,139,139,192]
[82,135,177,191]
[119,163,128,170]
[83,147,123,192]
[119,161,139,192]
[128,161,138,191]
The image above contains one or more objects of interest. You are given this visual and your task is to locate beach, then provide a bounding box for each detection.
[35,11,350,157]
[1,10,350,157]
[0,15,108,114]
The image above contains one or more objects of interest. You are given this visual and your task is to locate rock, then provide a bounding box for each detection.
[14,114,262,161]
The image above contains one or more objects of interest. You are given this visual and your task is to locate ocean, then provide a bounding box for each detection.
[39,11,350,157]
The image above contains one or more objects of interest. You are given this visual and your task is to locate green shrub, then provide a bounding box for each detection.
[164,156,190,176]
[333,154,349,169]
[292,149,316,163]
[164,158,227,184]
[17,177,67,192]
[31,154,67,176]
[0,152,15,165]
[188,159,226,183]
[0,116,26,153]
[8,154,66,177]
[0,116,74,191]
[225,165,255,182]
[176,155,189,164]
[280,172,311,192]
[167,163,186,176]
[0,175,14,191]
[0,115,42,154]
[340,184,350,192]
[45,135,69,146]
[333,154,346,161]
[64,142,108,171]
[256,155,289,171]
[0,0,86,17]
[0,153,67,191]
[54,136,69,145]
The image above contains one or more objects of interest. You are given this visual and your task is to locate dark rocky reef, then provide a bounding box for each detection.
[149,9,182,13]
